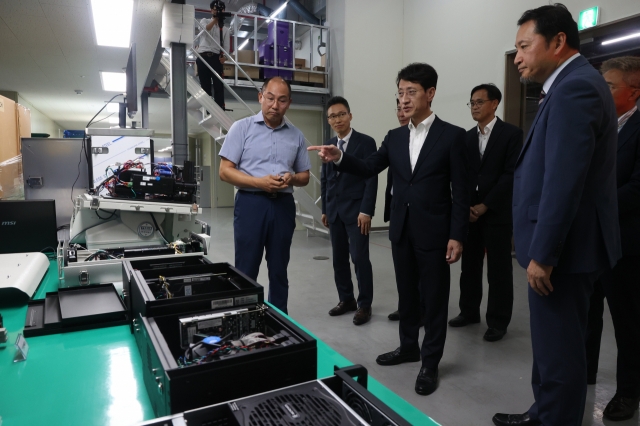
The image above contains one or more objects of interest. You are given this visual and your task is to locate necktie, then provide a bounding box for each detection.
[539,90,546,105]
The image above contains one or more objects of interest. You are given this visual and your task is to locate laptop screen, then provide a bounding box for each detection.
[0,200,58,254]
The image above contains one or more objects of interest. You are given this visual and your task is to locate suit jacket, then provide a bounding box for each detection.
[383,171,393,222]
[466,117,523,224]
[321,130,378,224]
[616,109,640,256]
[513,55,621,273]
[338,115,469,250]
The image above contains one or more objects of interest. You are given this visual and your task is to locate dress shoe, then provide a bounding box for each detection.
[388,310,400,321]
[328,299,357,316]
[492,412,539,426]
[415,367,438,395]
[376,347,421,366]
[448,314,480,327]
[603,393,640,421]
[484,328,507,342]
[353,306,371,325]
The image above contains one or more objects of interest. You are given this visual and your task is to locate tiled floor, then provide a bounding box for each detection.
[203,207,639,426]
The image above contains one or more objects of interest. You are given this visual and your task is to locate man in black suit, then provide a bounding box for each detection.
[448,84,523,342]
[310,63,468,396]
[387,100,410,322]
[493,5,620,426]
[321,96,378,326]
[585,56,640,422]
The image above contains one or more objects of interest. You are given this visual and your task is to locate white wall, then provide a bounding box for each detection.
[327,0,404,227]
[17,95,65,137]
[402,0,640,130]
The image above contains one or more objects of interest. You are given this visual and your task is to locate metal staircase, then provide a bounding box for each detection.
[159,21,327,235]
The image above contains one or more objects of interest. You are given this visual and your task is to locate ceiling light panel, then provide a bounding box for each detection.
[100,72,126,92]
[91,0,134,48]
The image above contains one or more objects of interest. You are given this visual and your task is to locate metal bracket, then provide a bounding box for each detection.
[135,147,151,155]
[89,197,100,210]
[130,205,143,211]
[79,270,90,286]
[26,177,43,188]
[194,219,210,235]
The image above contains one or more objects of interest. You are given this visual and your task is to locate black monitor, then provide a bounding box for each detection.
[126,43,137,118]
[119,43,138,128]
[0,200,58,254]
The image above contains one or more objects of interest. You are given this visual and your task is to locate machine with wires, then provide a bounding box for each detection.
[133,302,317,417]
[60,192,210,289]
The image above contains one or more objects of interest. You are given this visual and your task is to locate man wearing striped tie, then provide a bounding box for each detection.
[320,96,378,325]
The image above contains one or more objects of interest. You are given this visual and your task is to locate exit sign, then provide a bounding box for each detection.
[578,7,599,30]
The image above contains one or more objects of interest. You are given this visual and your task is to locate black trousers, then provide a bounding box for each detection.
[527,270,600,426]
[458,219,513,330]
[233,191,296,314]
[329,214,373,308]
[196,52,224,109]
[392,216,450,370]
[586,255,640,398]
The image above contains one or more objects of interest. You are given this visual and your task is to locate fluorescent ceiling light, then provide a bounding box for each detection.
[100,71,126,92]
[602,32,640,45]
[91,0,133,48]
[238,39,250,50]
[159,146,173,152]
[266,1,289,23]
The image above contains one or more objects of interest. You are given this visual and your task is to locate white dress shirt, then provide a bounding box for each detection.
[337,128,353,151]
[478,115,497,159]
[619,106,638,132]
[195,18,231,54]
[542,52,581,95]
[408,113,436,171]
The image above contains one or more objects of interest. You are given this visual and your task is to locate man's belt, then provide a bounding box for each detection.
[200,51,220,57]
[239,190,292,199]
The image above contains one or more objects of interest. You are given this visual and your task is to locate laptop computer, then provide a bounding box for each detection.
[0,200,58,254]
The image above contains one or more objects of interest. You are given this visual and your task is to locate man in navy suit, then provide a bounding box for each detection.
[493,5,620,426]
[449,84,522,342]
[321,96,378,326]
[310,63,469,396]
[585,56,640,421]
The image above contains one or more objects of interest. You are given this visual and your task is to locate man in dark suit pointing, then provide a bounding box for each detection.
[493,4,620,426]
[310,63,469,396]
[449,84,523,342]
[321,96,378,326]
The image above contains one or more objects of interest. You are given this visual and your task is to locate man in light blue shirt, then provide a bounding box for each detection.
[219,77,311,313]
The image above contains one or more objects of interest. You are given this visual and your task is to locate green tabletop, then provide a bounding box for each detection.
[0,261,438,426]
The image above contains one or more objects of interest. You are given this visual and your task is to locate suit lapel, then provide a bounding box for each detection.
[328,136,338,178]
[412,116,445,178]
[397,126,412,177]
[618,110,640,152]
[480,118,504,167]
[345,130,358,155]
[517,55,591,165]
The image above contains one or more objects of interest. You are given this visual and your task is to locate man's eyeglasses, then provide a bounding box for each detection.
[395,89,423,99]
[262,92,290,106]
[467,99,490,108]
[327,111,349,121]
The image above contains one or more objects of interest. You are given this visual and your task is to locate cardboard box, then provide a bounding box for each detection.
[0,95,20,164]
[0,154,24,200]
[16,104,31,140]
[223,64,234,76]
[294,58,306,69]
[309,67,326,85]
[321,54,326,68]
[294,67,309,83]
[236,50,256,64]
[240,66,260,80]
